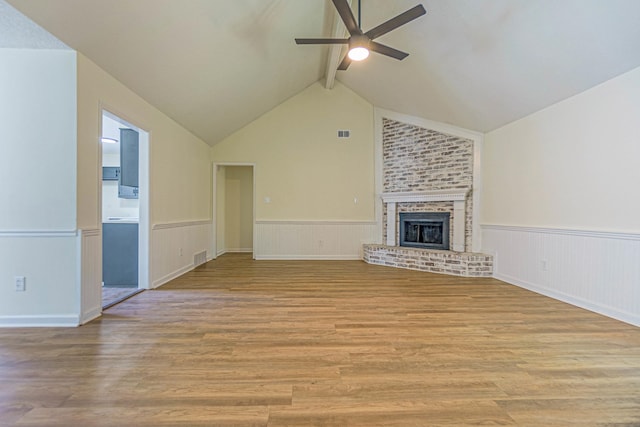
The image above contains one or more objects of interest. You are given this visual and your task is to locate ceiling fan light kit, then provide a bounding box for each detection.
[348,35,370,61]
[295,0,426,70]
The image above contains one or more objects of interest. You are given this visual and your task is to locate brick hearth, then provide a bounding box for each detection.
[363,244,493,277]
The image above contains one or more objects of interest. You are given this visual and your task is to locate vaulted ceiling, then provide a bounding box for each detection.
[4,0,640,146]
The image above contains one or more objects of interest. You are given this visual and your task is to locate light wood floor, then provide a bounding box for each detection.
[2,253,640,426]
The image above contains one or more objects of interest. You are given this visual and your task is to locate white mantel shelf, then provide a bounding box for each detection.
[381,189,469,203]
[381,188,470,252]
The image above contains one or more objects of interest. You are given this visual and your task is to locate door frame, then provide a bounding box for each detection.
[99,106,151,291]
[212,162,256,259]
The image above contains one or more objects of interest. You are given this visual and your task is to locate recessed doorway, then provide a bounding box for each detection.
[100,110,149,308]
[214,164,255,258]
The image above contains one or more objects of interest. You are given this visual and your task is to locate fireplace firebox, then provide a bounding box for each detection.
[399,212,450,250]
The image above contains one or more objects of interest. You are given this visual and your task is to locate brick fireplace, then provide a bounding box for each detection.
[363,116,493,277]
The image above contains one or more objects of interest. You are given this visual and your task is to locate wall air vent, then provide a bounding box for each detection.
[337,130,350,138]
[194,251,207,267]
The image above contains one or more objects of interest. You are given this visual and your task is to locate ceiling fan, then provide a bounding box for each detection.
[295,0,426,70]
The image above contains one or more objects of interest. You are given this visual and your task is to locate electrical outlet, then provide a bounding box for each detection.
[15,276,26,292]
[541,260,548,271]
[179,248,183,256]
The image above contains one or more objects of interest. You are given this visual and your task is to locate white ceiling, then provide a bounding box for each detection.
[5,0,640,146]
[0,0,68,48]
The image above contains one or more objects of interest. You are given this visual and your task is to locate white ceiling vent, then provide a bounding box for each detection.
[337,130,350,138]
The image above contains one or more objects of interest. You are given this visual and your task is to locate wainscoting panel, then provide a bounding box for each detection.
[151,221,212,288]
[255,221,380,260]
[78,229,102,324]
[482,225,640,326]
[0,231,79,327]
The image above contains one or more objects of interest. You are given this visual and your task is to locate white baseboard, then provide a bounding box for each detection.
[255,254,362,260]
[0,314,80,328]
[80,306,102,325]
[495,272,640,327]
[152,263,195,289]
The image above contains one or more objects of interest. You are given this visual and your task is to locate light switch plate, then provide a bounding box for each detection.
[15,276,26,292]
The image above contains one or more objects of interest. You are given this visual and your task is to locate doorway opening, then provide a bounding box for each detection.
[100,110,150,308]
[214,164,255,259]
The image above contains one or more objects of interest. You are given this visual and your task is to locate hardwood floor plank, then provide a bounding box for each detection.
[15,406,269,427]
[1,253,639,426]
[267,400,517,426]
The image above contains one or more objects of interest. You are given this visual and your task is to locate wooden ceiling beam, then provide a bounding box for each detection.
[324,0,351,89]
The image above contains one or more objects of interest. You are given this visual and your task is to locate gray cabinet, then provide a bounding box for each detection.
[119,128,139,199]
[103,223,138,286]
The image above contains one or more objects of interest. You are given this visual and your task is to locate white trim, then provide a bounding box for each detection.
[255,220,376,225]
[138,126,150,290]
[151,264,195,289]
[79,306,102,325]
[452,200,466,252]
[381,189,469,203]
[381,189,470,252]
[374,107,484,140]
[225,248,253,253]
[0,315,80,328]
[79,228,100,237]
[481,224,640,241]
[77,228,102,325]
[495,272,640,327]
[385,202,397,246]
[152,220,212,230]
[0,230,77,237]
[255,254,362,261]
[373,105,384,245]
[471,133,483,253]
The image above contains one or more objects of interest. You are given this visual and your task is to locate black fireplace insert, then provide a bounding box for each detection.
[399,212,450,250]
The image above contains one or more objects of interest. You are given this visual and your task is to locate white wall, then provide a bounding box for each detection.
[211,82,377,259]
[77,53,213,292]
[101,181,140,221]
[0,48,79,325]
[0,49,77,230]
[481,66,640,326]
[482,66,640,232]
[212,82,375,221]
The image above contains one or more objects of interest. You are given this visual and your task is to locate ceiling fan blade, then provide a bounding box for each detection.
[369,41,409,60]
[295,38,349,45]
[337,54,352,71]
[332,0,362,36]
[365,4,426,40]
